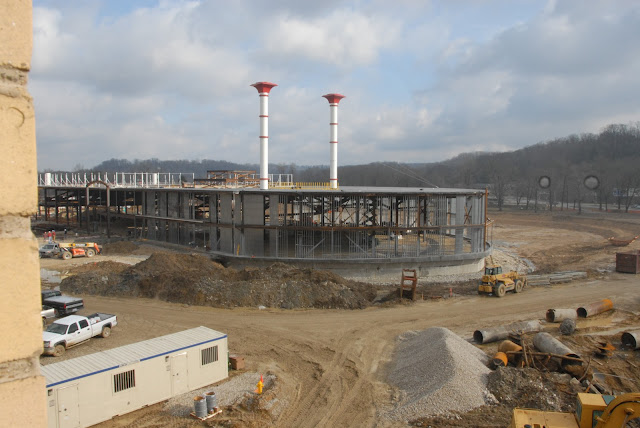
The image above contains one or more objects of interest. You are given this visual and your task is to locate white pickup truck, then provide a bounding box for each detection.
[42,313,117,357]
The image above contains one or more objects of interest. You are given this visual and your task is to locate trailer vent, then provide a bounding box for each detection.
[201,345,218,365]
[113,369,136,393]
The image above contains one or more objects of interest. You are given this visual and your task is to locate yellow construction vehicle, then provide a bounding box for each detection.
[477,264,526,297]
[510,392,640,428]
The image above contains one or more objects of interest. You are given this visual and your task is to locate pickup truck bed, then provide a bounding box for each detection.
[42,295,84,316]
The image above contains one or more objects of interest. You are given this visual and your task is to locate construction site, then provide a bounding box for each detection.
[33,83,640,428]
[35,197,640,428]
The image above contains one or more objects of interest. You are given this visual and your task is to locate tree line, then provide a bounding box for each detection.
[45,122,640,212]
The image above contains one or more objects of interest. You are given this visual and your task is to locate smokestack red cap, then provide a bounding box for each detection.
[322,93,346,104]
[251,82,278,93]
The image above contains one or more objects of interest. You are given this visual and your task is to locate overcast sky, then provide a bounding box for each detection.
[31,0,640,171]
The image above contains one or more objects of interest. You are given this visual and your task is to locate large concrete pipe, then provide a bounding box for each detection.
[622,330,640,350]
[546,308,577,323]
[577,299,613,318]
[473,320,542,344]
[533,332,581,366]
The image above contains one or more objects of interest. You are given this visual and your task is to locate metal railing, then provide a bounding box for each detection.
[38,172,195,188]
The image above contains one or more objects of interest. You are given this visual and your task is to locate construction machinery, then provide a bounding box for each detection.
[58,242,101,260]
[478,264,527,297]
[510,392,640,428]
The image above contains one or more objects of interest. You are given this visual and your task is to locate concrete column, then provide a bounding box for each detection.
[167,192,179,244]
[0,2,48,426]
[143,191,154,239]
[219,193,233,253]
[157,192,168,241]
[455,196,465,254]
[243,194,265,257]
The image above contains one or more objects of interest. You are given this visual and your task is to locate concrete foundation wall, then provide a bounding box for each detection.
[220,249,489,282]
[0,2,48,426]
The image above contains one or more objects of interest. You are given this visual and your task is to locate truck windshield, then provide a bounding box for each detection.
[45,323,68,335]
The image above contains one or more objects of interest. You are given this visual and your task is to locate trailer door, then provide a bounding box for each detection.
[170,352,189,395]
[57,384,80,428]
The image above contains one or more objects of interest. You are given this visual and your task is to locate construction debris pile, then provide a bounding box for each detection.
[60,253,390,309]
[385,327,496,422]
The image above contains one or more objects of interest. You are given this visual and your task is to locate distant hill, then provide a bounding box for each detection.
[44,122,640,211]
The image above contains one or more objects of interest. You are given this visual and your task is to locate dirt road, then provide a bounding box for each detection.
[43,273,638,428]
[38,209,640,427]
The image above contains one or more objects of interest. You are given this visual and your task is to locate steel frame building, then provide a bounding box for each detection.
[38,177,490,278]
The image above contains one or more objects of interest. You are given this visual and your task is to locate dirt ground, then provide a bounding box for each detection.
[38,208,640,427]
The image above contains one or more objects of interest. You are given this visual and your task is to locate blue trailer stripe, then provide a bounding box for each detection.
[45,334,227,388]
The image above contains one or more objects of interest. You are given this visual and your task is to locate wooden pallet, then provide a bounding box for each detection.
[190,408,222,421]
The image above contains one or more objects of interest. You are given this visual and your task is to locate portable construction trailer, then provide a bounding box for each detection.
[41,326,228,428]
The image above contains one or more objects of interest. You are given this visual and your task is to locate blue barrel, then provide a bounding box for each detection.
[194,396,207,418]
[205,391,218,412]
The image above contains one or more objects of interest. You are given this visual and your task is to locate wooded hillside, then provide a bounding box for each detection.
[48,123,640,212]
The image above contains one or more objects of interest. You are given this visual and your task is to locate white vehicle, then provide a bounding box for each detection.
[41,305,56,327]
[42,313,117,357]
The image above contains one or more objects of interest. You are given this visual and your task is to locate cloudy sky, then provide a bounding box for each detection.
[31,0,640,171]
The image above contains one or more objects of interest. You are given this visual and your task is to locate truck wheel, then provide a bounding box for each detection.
[86,248,95,257]
[495,282,506,298]
[53,344,65,357]
[61,251,71,260]
[101,326,111,338]
[514,280,524,293]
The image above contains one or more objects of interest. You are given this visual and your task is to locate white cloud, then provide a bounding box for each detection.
[265,9,401,67]
[29,0,640,171]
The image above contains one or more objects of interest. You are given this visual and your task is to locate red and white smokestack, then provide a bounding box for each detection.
[251,82,277,190]
[322,93,345,189]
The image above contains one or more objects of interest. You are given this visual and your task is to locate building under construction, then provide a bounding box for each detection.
[37,173,489,278]
[36,82,490,278]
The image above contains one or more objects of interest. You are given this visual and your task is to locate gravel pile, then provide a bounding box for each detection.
[163,372,275,417]
[385,327,496,422]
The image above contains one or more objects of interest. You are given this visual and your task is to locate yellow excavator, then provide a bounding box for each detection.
[510,392,640,427]
[477,263,527,297]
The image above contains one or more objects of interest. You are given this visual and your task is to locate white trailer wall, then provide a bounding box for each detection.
[42,326,228,428]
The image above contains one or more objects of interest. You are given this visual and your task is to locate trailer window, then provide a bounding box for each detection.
[201,345,219,365]
[113,369,136,393]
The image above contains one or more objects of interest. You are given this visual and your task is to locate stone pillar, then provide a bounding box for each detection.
[0,2,48,427]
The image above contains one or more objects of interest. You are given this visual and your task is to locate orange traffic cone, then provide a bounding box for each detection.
[255,375,263,394]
